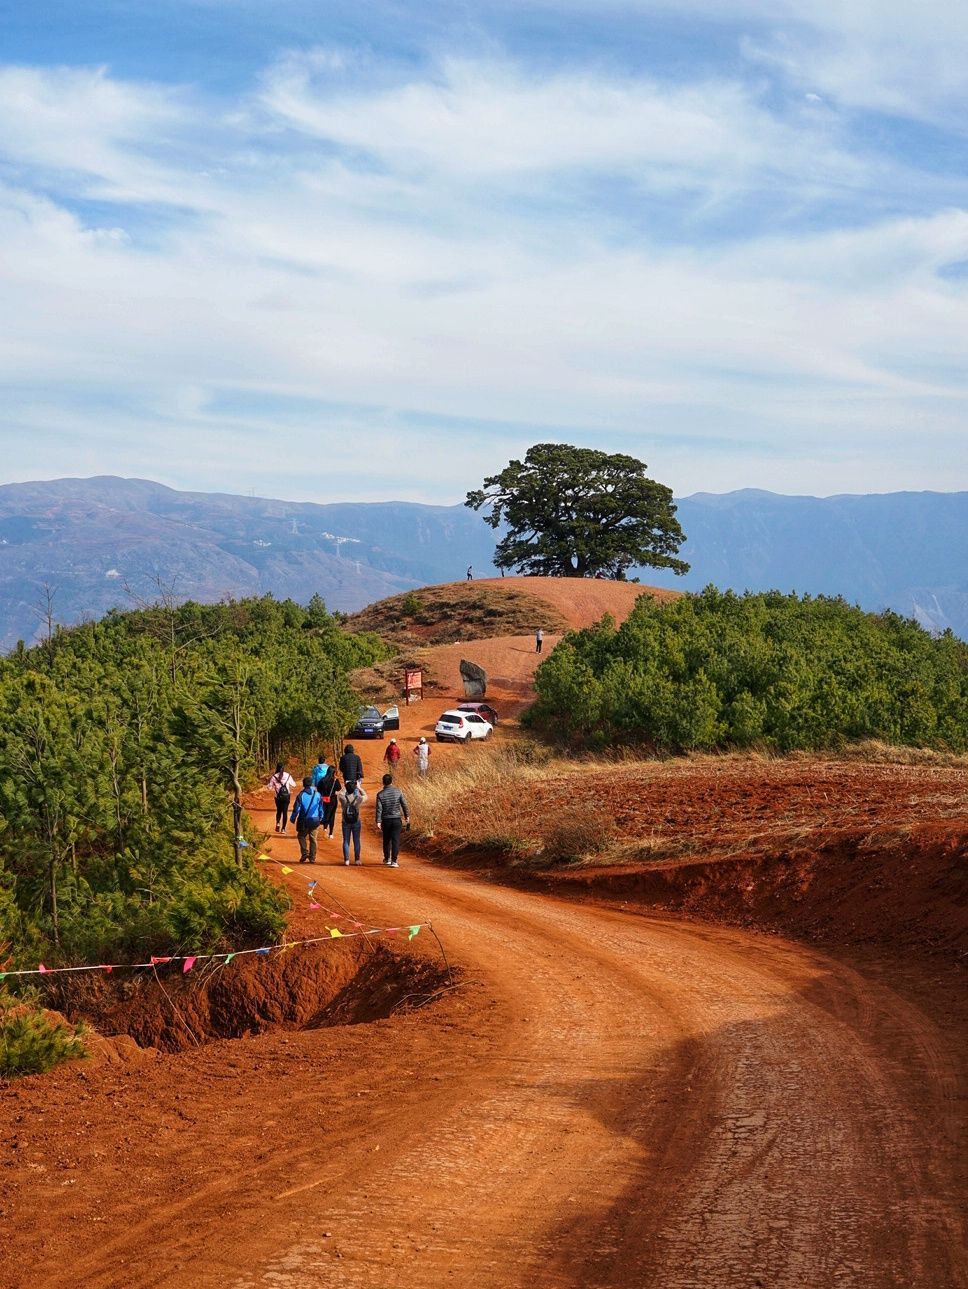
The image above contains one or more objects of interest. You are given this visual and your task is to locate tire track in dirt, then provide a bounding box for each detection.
[200,852,963,1289]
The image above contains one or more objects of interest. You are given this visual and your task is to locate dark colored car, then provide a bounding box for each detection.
[348,705,385,739]
[457,701,499,726]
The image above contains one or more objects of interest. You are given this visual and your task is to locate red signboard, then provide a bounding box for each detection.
[405,669,423,706]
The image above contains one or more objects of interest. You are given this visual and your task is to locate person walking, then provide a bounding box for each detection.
[319,767,340,840]
[290,776,324,864]
[267,762,296,832]
[375,774,410,869]
[535,627,544,654]
[310,753,330,786]
[339,743,364,788]
[338,779,368,865]
[383,737,401,771]
[413,736,431,776]
[466,565,473,581]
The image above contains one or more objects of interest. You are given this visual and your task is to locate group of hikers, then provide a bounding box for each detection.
[266,742,412,869]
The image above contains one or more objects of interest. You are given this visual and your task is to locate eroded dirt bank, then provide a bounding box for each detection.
[2,816,964,1289]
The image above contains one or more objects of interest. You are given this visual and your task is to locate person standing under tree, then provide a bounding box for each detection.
[267,762,296,832]
[338,779,368,865]
[290,776,324,864]
[535,627,544,654]
[413,736,431,776]
[375,774,410,868]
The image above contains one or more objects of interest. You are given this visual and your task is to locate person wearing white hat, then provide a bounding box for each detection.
[413,736,431,776]
[384,737,401,771]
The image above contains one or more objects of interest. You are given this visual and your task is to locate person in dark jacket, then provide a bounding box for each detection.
[375,774,410,868]
[289,776,324,864]
[339,743,364,786]
[319,768,340,840]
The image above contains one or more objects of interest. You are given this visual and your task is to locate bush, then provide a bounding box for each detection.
[530,589,968,753]
[0,998,87,1078]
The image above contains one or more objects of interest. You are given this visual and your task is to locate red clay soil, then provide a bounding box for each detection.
[470,575,676,629]
[419,758,968,951]
[0,579,965,1288]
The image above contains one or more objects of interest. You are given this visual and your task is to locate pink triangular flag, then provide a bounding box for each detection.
[182,956,197,974]
[38,963,49,973]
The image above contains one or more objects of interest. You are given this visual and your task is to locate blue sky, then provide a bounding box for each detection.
[1,0,967,502]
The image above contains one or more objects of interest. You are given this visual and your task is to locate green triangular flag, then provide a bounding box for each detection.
[408,925,421,941]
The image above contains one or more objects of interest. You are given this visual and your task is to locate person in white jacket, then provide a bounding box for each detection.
[267,763,296,832]
[413,737,431,776]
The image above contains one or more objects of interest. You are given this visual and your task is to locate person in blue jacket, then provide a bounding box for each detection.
[290,776,324,864]
[310,753,330,786]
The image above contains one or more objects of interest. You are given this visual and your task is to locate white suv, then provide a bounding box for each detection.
[435,709,494,743]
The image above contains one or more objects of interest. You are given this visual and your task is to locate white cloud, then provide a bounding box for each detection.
[0,46,966,500]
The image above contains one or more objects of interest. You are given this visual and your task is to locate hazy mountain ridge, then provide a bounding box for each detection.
[0,476,964,650]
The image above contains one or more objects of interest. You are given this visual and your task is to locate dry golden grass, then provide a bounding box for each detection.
[400,737,968,870]
[344,582,568,652]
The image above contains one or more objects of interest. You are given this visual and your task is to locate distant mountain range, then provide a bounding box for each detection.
[0,476,964,651]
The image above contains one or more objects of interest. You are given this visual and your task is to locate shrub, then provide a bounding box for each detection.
[0,998,87,1078]
[530,589,968,753]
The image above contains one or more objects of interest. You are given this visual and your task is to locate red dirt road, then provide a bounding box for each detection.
[2,579,965,1287]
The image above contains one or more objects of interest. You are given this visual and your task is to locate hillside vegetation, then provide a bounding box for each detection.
[0,592,386,1073]
[528,588,968,752]
[343,581,568,649]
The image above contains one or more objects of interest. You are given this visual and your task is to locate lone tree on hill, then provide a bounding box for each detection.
[465,443,689,579]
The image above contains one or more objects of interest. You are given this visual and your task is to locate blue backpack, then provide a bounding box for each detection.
[294,788,322,825]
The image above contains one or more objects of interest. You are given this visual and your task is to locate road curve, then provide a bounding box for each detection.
[204,840,964,1289]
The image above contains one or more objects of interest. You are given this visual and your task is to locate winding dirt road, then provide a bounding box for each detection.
[5,578,964,1287]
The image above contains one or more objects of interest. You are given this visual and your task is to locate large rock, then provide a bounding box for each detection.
[460,658,487,698]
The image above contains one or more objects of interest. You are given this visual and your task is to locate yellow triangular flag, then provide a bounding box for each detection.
[329,927,343,938]
[280,865,293,875]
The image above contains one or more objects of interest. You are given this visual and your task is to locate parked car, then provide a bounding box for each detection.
[382,704,400,731]
[348,705,385,739]
[457,701,499,726]
[435,709,493,743]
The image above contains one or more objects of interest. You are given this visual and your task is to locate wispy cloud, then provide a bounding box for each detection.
[0,8,966,500]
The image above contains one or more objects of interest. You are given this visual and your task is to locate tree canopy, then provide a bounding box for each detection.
[465,443,689,579]
[527,587,968,752]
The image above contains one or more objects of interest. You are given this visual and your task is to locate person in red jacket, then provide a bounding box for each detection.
[383,737,401,771]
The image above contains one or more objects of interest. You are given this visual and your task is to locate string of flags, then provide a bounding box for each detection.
[0,837,432,983]
[0,923,425,981]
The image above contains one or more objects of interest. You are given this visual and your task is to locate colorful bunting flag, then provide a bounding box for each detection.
[280,865,293,875]
[0,922,428,980]
[309,902,321,910]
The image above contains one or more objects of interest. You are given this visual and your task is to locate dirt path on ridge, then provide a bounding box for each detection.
[3,578,964,1288]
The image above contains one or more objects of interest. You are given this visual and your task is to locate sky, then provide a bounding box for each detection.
[1,0,967,503]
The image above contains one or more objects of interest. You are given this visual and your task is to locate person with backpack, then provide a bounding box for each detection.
[310,753,330,787]
[339,743,364,788]
[383,738,401,771]
[289,776,325,864]
[267,762,296,832]
[375,773,410,868]
[338,779,368,866]
[318,768,340,841]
